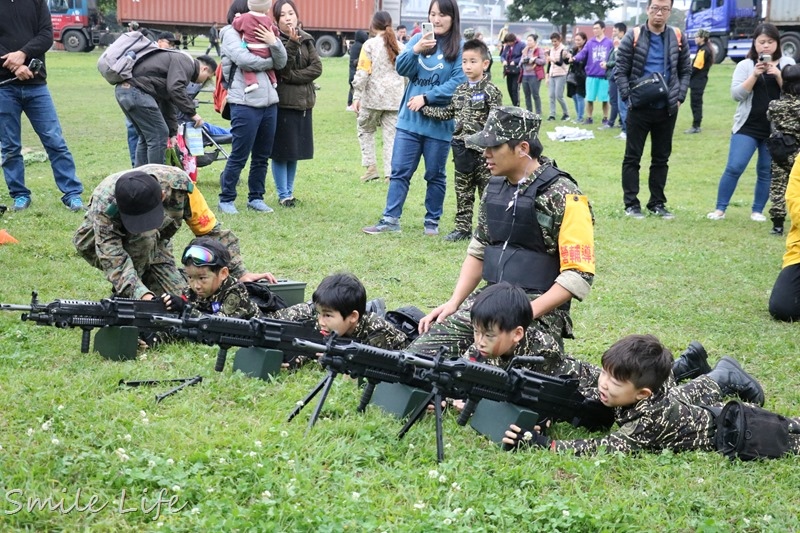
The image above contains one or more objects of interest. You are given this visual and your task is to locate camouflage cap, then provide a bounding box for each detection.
[696,29,710,39]
[463,27,476,40]
[466,106,542,148]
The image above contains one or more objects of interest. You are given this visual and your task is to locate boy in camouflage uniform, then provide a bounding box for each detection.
[73,165,275,300]
[269,272,410,350]
[766,64,800,236]
[161,237,262,319]
[502,334,800,456]
[423,39,503,241]
[411,107,595,366]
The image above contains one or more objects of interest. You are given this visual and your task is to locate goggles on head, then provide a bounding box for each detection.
[182,244,221,267]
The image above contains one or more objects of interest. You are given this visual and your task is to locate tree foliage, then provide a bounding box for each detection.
[507,0,619,30]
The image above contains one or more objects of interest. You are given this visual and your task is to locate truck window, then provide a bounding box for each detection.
[691,0,712,13]
[48,0,74,14]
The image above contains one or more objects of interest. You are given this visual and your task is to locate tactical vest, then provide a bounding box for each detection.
[482,165,570,294]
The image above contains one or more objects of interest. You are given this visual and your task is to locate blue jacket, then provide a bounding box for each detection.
[395,33,466,142]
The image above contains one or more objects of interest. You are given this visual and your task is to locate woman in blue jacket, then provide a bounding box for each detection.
[362,0,466,236]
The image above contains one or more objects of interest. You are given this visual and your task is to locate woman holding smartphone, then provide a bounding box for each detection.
[362,0,466,236]
[707,24,795,222]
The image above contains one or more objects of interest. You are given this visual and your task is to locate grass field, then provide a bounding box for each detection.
[1,47,799,531]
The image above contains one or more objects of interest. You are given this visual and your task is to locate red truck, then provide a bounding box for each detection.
[116,0,402,57]
[48,0,108,52]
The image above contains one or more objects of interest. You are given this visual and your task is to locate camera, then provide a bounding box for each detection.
[759,54,772,64]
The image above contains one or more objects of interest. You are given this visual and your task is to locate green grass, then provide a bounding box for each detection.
[1,50,799,531]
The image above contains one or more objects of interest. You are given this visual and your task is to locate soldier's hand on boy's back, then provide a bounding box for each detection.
[238,271,278,284]
[417,300,460,334]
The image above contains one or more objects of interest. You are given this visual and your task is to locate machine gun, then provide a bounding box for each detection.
[286,335,432,433]
[152,313,323,372]
[1,291,178,357]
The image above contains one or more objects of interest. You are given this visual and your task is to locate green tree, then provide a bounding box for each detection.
[507,0,619,36]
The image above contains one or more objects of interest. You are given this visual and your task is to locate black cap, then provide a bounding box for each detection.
[114,171,164,234]
[158,32,181,44]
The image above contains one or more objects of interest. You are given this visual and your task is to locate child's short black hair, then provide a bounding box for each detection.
[312,272,367,319]
[782,64,800,96]
[601,334,673,391]
[181,237,230,274]
[470,282,532,332]
[463,38,490,61]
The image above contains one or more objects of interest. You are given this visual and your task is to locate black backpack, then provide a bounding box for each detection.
[244,281,288,315]
[384,306,426,342]
[714,400,791,461]
[766,131,799,166]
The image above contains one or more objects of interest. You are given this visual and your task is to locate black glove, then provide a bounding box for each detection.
[161,293,186,313]
[503,427,552,452]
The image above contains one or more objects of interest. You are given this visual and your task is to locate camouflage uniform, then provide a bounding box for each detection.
[424,76,503,234]
[269,303,411,350]
[463,329,563,375]
[767,95,800,223]
[552,375,800,455]
[183,276,262,319]
[73,165,247,299]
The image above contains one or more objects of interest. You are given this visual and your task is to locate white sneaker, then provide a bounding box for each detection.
[707,211,725,220]
[616,132,627,140]
[751,212,767,222]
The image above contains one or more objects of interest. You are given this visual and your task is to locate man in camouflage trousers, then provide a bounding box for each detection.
[73,165,274,300]
[766,65,800,236]
[411,106,595,367]
[423,39,503,241]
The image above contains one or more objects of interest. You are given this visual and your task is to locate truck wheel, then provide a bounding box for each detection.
[781,33,800,63]
[316,35,340,58]
[710,37,726,64]
[63,31,89,53]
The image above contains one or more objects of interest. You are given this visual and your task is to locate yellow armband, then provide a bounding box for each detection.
[558,194,595,274]
[186,183,217,235]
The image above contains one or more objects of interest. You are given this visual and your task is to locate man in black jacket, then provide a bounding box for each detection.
[0,0,85,212]
[115,51,216,167]
[615,0,690,220]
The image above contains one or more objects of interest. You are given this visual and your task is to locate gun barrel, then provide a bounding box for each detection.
[401,353,436,369]
[151,315,183,326]
[292,338,327,353]
[0,304,33,312]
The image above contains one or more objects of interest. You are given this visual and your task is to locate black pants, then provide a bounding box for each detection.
[689,76,708,128]
[506,73,520,107]
[622,106,678,210]
[769,263,800,321]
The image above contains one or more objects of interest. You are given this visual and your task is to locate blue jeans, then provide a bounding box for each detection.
[272,160,297,201]
[714,133,772,213]
[125,118,138,167]
[608,77,619,126]
[0,84,83,204]
[572,93,585,121]
[618,96,628,133]
[115,84,169,167]
[382,128,449,228]
[219,103,278,203]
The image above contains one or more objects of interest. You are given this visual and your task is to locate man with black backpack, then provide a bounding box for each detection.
[115,49,216,167]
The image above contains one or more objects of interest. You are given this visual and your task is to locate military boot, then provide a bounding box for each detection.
[707,356,765,406]
[359,164,379,182]
[671,341,711,382]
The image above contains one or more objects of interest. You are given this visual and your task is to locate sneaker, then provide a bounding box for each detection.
[247,199,274,213]
[583,118,593,125]
[363,219,400,234]
[750,212,767,222]
[560,114,570,121]
[279,197,296,208]
[423,226,439,236]
[443,229,471,241]
[66,197,85,212]
[598,123,613,130]
[624,206,645,219]
[217,201,238,214]
[684,127,701,134]
[770,226,784,236]
[616,132,627,140]
[706,210,725,220]
[12,196,31,211]
[547,116,556,121]
[648,204,674,219]
[601,118,609,125]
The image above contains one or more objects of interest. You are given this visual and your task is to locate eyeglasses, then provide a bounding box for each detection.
[182,245,218,267]
[649,6,672,13]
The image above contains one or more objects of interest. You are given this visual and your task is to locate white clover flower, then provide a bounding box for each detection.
[256,463,263,468]
[696,477,704,484]
[219,458,226,464]
[351,492,360,500]
[116,447,126,454]
[453,508,462,514]
[443,518,452,525]
[140,410,147,418]
[295,400,304,407]
[254,440,263,448]
[261,490,272,499]
[57,405,64,411]
[141,418,149,425]
[207,488,215,493]
[157,522,163,528]
[562,510,570,517]
[280,431,289,438]
[166,458,174,465]
[139,353,148,361]
[763,515,773,522]
[451,482,461,491]
[413,501,426,510]
[287,459,295,467]
[26,427,34,436]
[743,518,751,526]
[190,507,199,515]
[409,443,414,449]
[51,438,60,445]
[0,444,3,450]
[41,419,52,431]
[249,451,257,457]
[124,434,132,441]
[148,460,156,467]
[172,485,181,492]
[428,469,439,478]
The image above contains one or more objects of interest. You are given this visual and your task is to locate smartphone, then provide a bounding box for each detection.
[421,22,434,37]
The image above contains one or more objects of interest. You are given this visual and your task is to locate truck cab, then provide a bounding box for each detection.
[49,0,104,52]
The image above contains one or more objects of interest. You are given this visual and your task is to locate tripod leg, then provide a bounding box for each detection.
[434,392,445,463]
[305,370,337,434]
[287,371,332,423]
[397,390,436,440]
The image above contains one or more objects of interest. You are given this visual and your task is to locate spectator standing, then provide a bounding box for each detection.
[706,24,794,222]
[347,30,369,110]
[0,0,85,212]
[603,36,621,130]
[685,28,713,134]
[520,34,545,115]
[351,11,404,183]
[206,22,221,56]
[500,33,524,107]
[567,32,587,123]
[396,25,408,45]
[217,0,287,215]
[766,65,800,236]
[362,0,466,236]
[271,0,323,207]
[615,0,691,220]
[611,22,628,139]
[571,21,613,124]
[410,22,421,37]
[546,32,570,121]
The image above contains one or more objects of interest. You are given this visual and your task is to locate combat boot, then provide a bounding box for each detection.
[359,164,379,182]
[671,341,711,382]
[707,356,765,406]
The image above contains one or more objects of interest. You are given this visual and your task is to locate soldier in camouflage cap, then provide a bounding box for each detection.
[408,106,595,374]
[73,164,276,301]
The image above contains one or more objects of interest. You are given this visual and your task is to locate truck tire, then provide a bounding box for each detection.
[710,37,726,64]
[781,33,800,63]
[63,31,88,53]
[316,35,340,58]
